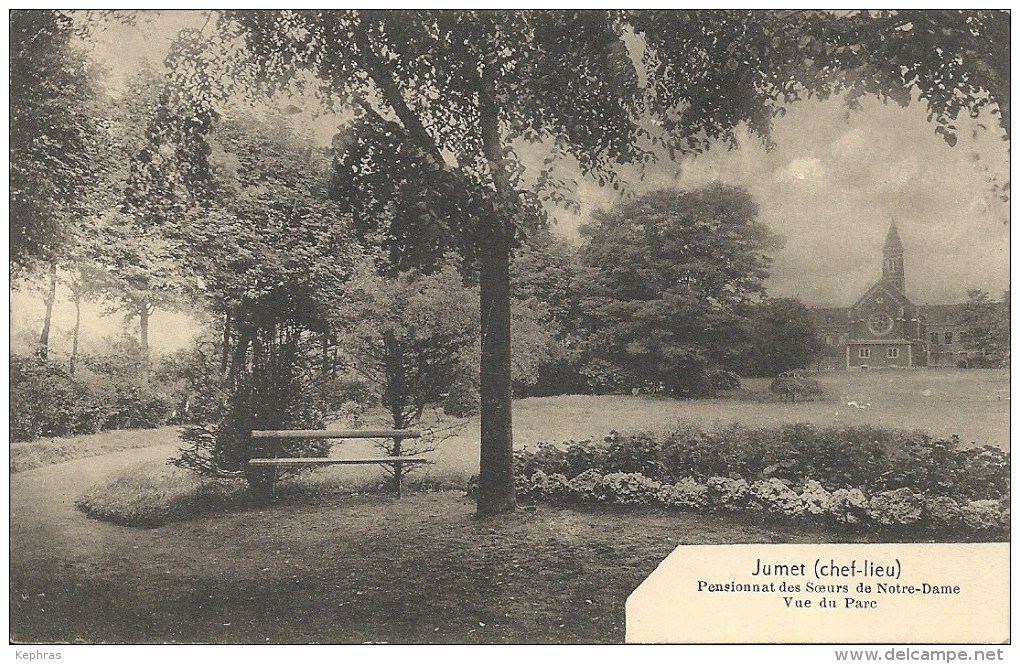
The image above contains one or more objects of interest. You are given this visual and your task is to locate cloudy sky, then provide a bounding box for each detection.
[558,94,1010,307]
[12,10,1011,353]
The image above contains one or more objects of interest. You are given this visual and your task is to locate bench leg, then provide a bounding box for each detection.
[247,463,278,505]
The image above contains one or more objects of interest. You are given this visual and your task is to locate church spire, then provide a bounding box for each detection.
[882,222,905,293]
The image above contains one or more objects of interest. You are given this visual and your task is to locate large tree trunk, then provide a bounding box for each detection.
[69,290,81,375]
[37,261,57,360]
[477,226,515,515]
[476,77,516,516]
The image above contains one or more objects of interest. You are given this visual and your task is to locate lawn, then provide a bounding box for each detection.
[13,489,896,644]
[322,368,1011,491]
[10,426,184,473]
[10,368,1010,644]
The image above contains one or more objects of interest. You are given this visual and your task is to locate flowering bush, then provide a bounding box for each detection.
[657,478,709,510]
[518,422,1012,500]
[799,480,833,517]
[750,478,806,516]
[515,470,570,500]
[509,423,1007,536]
[829,488,870,525]
[706,476,752,510]
[601,472,662,505]
[957,446,1011,501]
[960,500,1004,531]
[924,496,962,529]
[868,488,924,527]
[567,469,605,503]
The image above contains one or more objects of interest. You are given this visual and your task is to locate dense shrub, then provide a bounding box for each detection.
[960,500,1006,531]
[515,422,1008,504]
[799,480,833,517]
[867,488,925,527]
[706,476,752,510]
[657,478,709,510]
[102,384,175,430]
[925,496,962,529]
[10,354,175,442]
[750,478,805,516]
[956,446,1011,500]
[568,469,605,503]
[442,370,480,418]
[511,461,1007,534]
[769,371,824,402]
[11,355,94,441]
[601,472,662,505]
[828,488,870,525]
[512,420,1008,534]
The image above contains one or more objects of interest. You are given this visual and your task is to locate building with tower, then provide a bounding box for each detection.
[811,223,970,370]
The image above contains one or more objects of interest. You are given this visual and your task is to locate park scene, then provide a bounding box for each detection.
[9,10,1010,644]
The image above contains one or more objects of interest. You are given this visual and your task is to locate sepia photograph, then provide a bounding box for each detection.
[8,8,1010,651]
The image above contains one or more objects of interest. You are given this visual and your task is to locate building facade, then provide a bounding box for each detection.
[811,224,969,370]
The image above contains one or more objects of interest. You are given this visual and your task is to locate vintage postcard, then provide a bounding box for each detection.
[8,9,1010,658]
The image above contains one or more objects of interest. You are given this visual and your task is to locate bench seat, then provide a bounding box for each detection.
[247,456,430,466]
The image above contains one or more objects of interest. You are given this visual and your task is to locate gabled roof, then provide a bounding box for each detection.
[850,279,915,316]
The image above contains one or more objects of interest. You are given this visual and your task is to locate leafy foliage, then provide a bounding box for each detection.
[9,10,103,281]
[514,422,1009,503]
[960,288,1010,367]
[576,184,778,395]
[9,353,174,442]
[339,262,479,428]
[87,9,1011,515]
[512,436,1008,532]
[769,371,824,402]
[742,298,823,376]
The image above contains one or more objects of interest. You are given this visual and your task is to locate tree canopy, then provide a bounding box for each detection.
[960,289,1010,368]
[57,9,1012,515]
[10,10,103,281]
[576,184,778,395]
[741,298,824,377]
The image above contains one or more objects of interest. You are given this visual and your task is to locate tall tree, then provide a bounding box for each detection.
[124,9,1008,515]
[741,298,824,377]
[10,10,102,282]
[576,184,779,395]
[960,289,1010,368]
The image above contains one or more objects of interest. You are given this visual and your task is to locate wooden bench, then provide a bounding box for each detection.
[247,428,429,502]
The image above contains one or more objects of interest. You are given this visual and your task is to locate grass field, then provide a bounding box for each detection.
[13,487,911,644]
[11,368,1010,644]
[10,426,184,473]
[318,368,1011,492]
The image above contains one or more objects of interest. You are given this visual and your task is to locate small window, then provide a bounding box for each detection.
[930,332,939,345]
[944,332,953,345]
[859,348,871,358]
[887,348,899,359]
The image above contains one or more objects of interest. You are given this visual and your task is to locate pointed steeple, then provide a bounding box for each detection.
[884,222,904,253]
[882,222,905,293]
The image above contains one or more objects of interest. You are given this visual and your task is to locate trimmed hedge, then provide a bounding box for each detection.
[512,423,1009,534]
